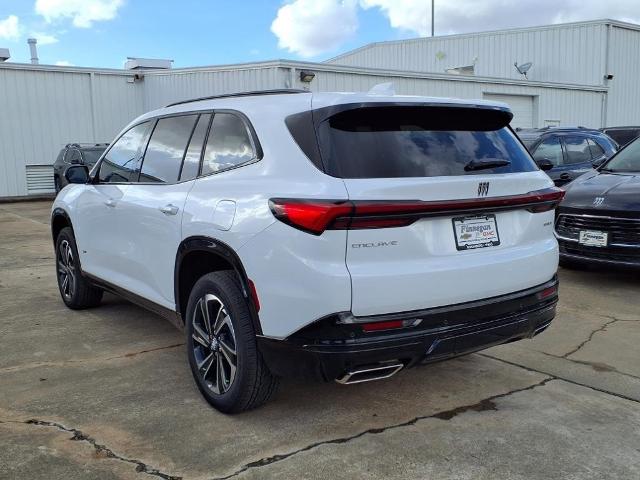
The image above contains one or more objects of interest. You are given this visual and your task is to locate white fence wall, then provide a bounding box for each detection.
[0,65,143,198]
[0,61,605,198]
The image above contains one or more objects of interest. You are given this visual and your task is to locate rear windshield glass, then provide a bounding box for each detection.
[317,107,537,178]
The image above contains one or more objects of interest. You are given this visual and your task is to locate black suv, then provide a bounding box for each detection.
[53,143,108,193]
[517,127,618,187]
[600,126,640,147]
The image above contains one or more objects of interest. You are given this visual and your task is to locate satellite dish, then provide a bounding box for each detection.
[514,61,533,78]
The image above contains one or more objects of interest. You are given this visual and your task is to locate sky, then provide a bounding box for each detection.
[1,0,639,69]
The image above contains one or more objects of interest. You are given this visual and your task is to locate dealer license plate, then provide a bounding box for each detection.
[452,214,500,251]
[579,230,608,247]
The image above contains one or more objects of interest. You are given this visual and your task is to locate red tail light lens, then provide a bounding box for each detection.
[268,199,352,235]
[537,285,558,300]
[269,187,565,235]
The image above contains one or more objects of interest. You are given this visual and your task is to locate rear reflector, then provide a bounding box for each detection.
[270,187,565,235]
[537,285,558,300]
[248,279,260,312]
[361,320,404,332]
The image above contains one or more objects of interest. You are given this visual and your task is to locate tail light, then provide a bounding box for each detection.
[269,187,565,235]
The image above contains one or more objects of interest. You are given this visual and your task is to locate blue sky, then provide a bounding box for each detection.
[1,1,639,69]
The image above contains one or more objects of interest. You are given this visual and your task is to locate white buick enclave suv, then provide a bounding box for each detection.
[52,89,563,412]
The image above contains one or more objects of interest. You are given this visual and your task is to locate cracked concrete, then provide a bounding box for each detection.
[1,200,639,480]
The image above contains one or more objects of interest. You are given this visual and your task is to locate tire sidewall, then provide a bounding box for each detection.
[55,228,80,307]
[185,273,256,412]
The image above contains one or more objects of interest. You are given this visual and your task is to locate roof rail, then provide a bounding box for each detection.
[65,142,110,148]
[166,89,308,107]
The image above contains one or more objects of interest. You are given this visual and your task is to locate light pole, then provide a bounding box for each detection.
[431,0,435,37]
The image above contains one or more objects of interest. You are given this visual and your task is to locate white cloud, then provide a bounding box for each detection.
[271,0,358,57]
[0,15,21,41]
[55,60,74,66]
[360,0,640,36]
[30,32,59,45]
[35,0,124,28]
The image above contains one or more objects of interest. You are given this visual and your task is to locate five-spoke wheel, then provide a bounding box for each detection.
[57,239,76,301]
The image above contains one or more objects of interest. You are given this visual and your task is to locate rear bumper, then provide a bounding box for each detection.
[257,276,558,382]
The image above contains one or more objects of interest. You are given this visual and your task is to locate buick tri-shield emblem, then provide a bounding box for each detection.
[593,196,605,207]
[477,182,490,197]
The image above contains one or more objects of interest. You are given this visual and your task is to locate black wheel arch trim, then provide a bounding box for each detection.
[51,208,73,244]
[175,236,263,335]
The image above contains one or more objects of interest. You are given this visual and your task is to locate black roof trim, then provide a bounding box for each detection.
[166,89,308,107]
[65,143,110,148]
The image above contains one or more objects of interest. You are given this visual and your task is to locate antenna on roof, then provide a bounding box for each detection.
[367,82,395,96]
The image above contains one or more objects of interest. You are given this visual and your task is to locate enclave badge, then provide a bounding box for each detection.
[477,182,490,197]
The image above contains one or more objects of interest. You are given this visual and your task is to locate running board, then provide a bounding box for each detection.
[335,362,404,385]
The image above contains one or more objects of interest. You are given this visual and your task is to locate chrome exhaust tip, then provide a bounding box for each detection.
[335,362,404,385]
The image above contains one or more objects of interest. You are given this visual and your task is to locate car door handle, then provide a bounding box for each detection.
[104,198,116,208]
[560,173,570,180]
[159,204,179,216]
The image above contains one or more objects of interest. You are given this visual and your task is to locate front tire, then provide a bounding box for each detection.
[55,227,103,309]
[185,271,279,413]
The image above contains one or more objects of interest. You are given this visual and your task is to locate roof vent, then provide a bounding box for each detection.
[124,57,173,70]
[0,48,10,62]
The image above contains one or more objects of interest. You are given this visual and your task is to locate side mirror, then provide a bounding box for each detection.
[64,165,89,184]
[536,159,554,171]
[592,157,606,168]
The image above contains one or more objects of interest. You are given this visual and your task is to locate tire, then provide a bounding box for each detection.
[55,227,103,309]
[185,271,279,413]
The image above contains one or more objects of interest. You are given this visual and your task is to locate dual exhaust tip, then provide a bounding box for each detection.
[336,362,404,385]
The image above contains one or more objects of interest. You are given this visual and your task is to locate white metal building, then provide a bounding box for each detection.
[0,18,638,198]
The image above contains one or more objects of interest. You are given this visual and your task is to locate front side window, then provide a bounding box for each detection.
[139,115,198,183]
[201,113,255,175]
[563,136,592,165]
[533,137,563,166]
[98,122,150,183]
[316,106,536,178]
[603,136,640,172]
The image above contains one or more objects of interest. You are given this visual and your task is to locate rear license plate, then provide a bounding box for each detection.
[452,214,500,251]
[579,230,608,247]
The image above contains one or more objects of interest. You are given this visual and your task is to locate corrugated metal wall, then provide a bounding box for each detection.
[606,25,640,126]
[328,22,608,86]
[309,69,604,128]
[0,66,143,198]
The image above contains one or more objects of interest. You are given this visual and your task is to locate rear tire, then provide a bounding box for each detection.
[185,271,279,413]
[55,227,103,309]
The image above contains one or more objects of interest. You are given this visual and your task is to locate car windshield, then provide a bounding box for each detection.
[601,136,640,172]
[82,149,105,165]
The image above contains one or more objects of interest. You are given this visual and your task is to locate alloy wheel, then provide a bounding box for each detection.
[57,239,75,301]
[191,294,237,395]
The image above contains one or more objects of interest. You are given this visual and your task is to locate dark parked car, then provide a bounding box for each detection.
[600,126,640,147]
[555,135,640,268]
[517,127,618,187]
[53,143,108,193]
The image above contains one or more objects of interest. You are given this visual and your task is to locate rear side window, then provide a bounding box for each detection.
[563,136,591,164]
[202,113,255,175]
[139,115,198,183]
[316,107,536,178]
[99,122,150,183]
[587,138,605,159]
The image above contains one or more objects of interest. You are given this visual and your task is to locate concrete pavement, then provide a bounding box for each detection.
[1,201,638,480]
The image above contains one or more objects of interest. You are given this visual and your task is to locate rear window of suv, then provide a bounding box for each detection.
[316,106,537,178]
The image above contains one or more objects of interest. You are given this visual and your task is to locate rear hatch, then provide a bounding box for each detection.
[314,103,561,316]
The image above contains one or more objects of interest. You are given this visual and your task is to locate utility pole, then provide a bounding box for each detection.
[431,0,435,37]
